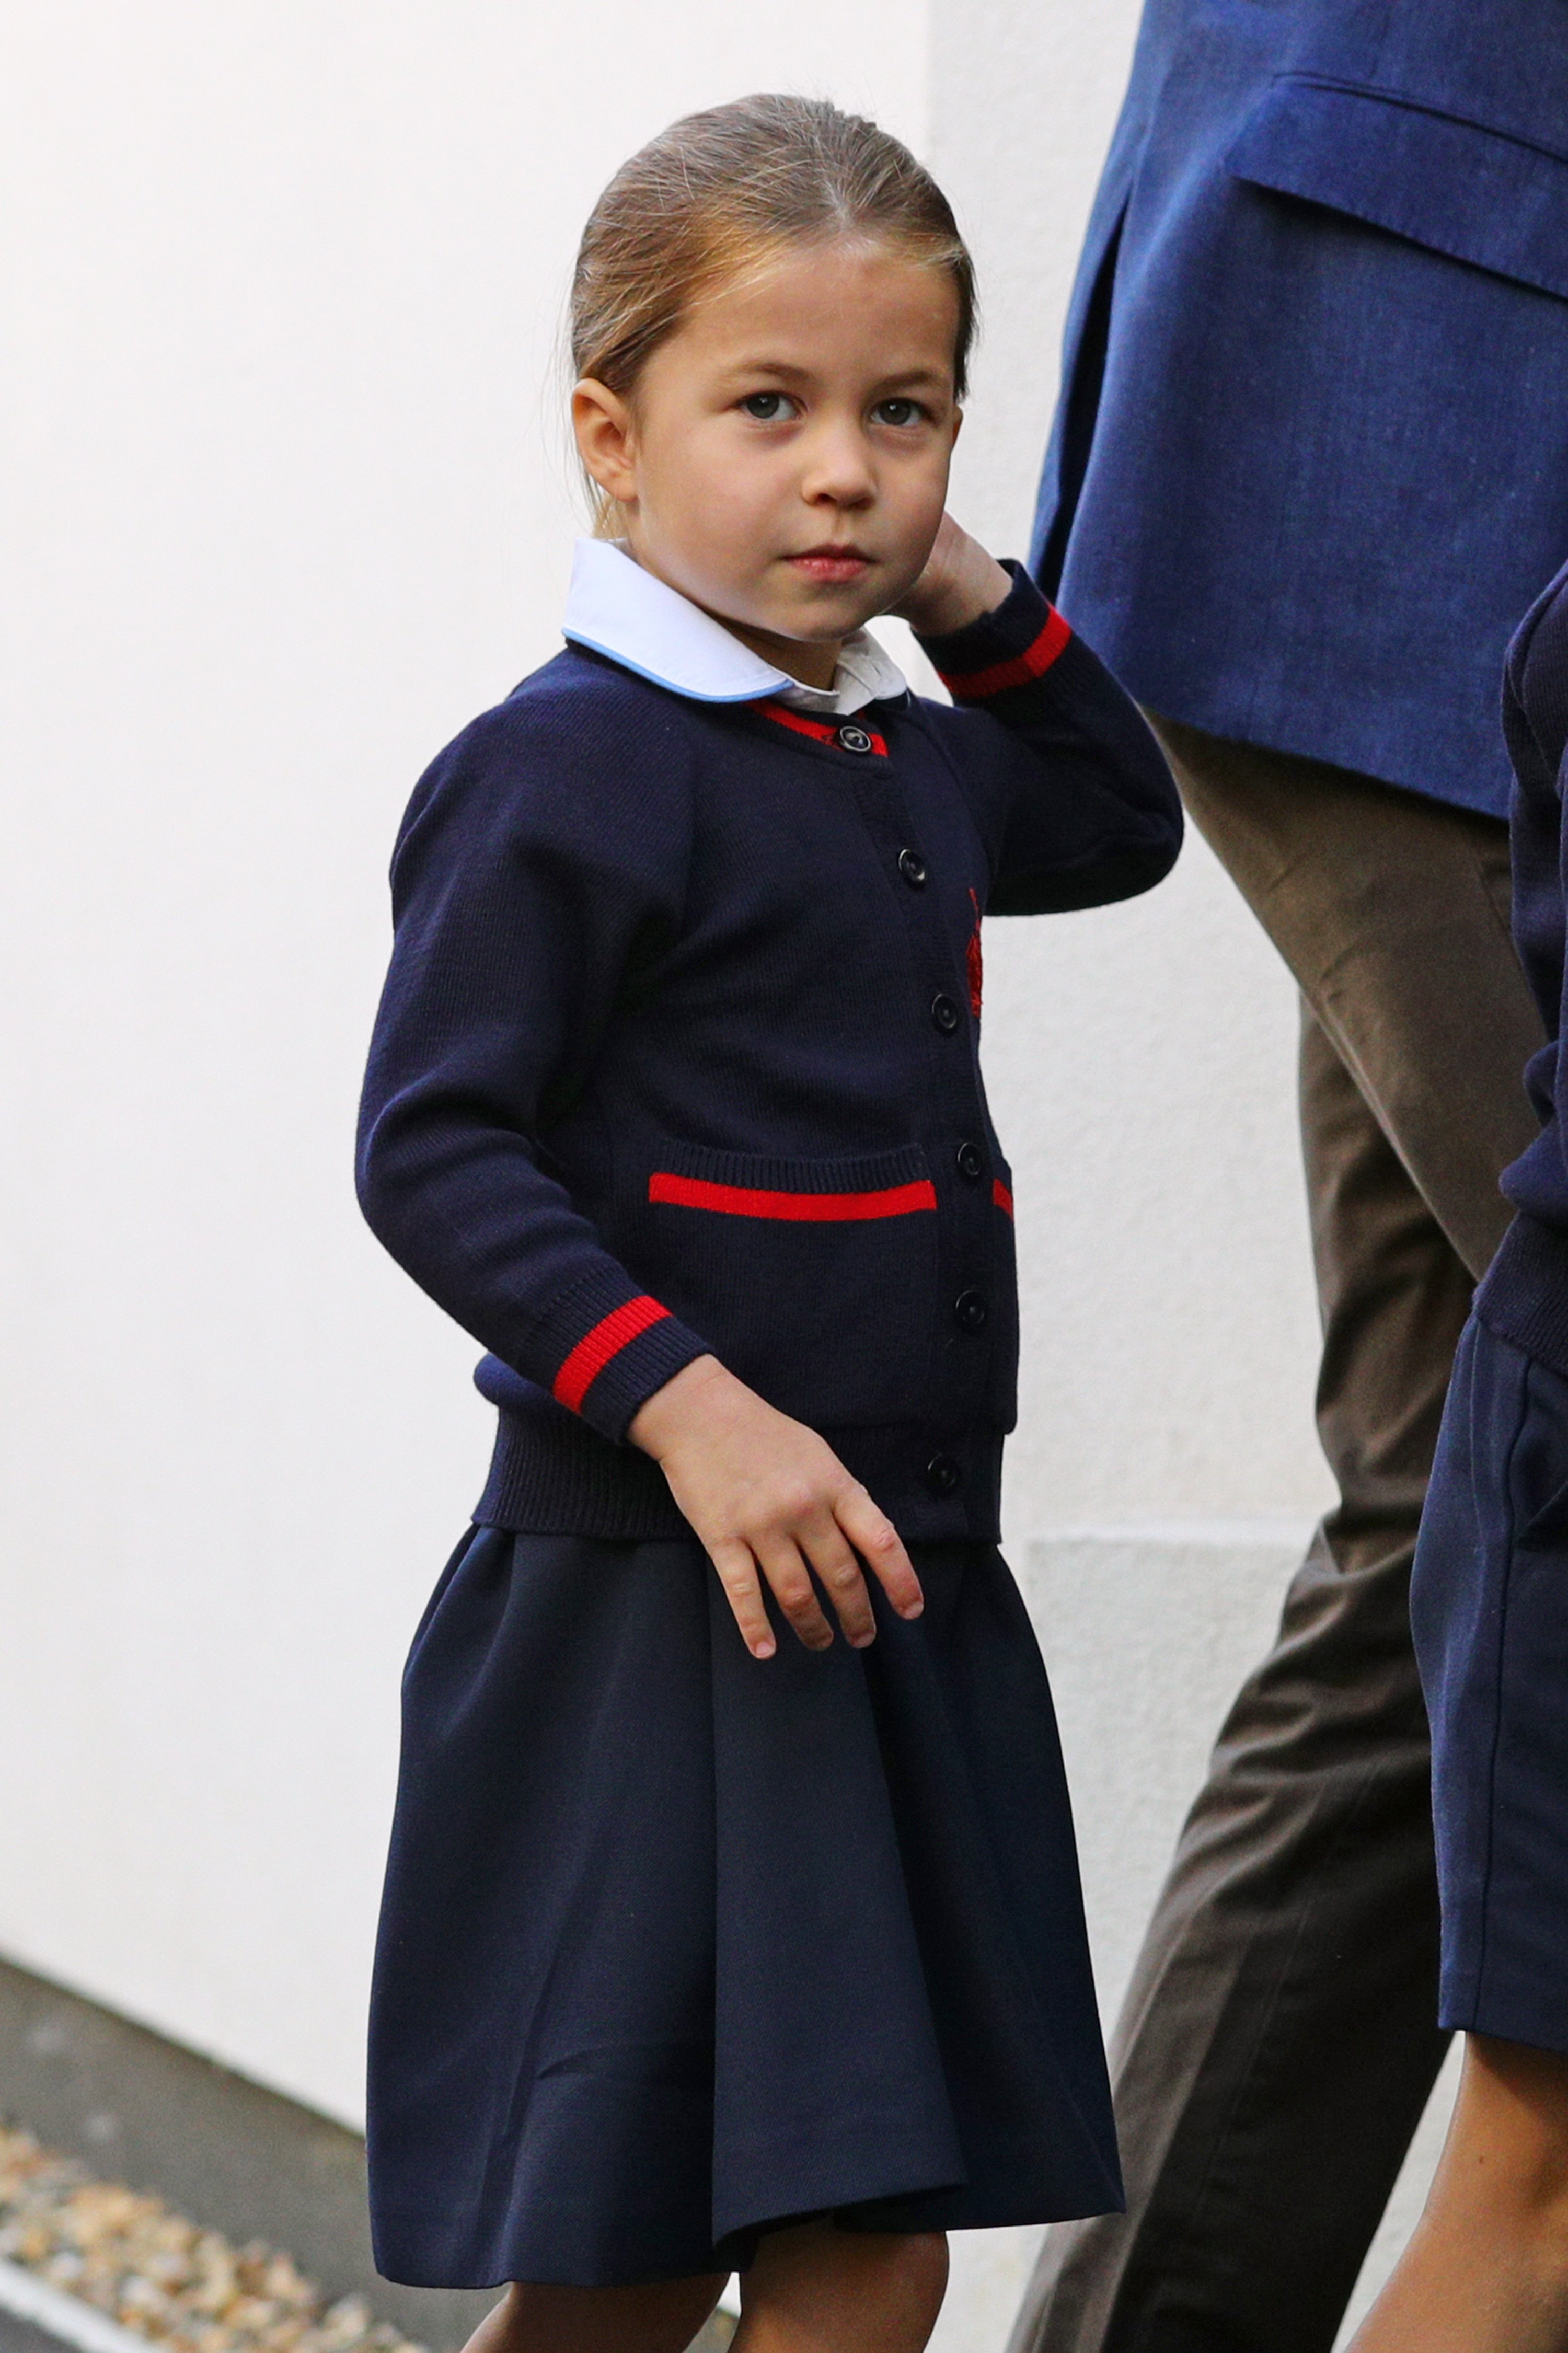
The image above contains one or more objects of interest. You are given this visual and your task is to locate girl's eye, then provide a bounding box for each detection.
[872,398,925,427]
[740,392,797,421]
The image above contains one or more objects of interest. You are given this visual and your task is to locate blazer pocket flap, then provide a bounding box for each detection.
[1229,76,1568,303]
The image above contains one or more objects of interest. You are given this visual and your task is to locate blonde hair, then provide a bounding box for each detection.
[571,94,976,528]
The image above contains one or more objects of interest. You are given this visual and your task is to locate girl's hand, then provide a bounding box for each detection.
[629,1355,924,1659]
[889,513,1013,639]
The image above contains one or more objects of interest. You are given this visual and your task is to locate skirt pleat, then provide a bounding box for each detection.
[367,1527,1120,2289]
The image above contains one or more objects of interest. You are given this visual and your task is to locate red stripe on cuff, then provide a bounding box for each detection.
[552,1294,672,1414]
[937,608,1072,700]
[993,1179,1014,1218]
[650,1172,937,1220]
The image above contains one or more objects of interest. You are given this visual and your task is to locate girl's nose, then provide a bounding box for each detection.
[799,422,875,507]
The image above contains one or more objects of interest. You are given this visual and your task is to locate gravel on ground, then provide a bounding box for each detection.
[0,2126,425,2353]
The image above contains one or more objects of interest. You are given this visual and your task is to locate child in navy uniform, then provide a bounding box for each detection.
[1349,568,1568,2353]
[356,95,1181,2353]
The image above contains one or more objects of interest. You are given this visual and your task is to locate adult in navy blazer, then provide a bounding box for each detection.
[1036,0,1568,816]
[1012,8,1568,2353]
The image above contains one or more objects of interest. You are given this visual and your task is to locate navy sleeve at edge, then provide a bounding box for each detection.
[916,562,1182,915]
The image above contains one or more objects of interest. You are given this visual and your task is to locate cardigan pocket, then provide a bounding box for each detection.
[643,1141,939,1427]
[1229,76,1568,303]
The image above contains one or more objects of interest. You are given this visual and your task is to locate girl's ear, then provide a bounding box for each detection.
[572,379,639,507]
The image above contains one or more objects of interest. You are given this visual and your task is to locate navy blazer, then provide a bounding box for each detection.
[1035,0,1568,816]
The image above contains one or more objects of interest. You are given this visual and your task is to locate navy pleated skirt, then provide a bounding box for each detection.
[1412,1313,1568,2056]
[366,1527,1121,2289]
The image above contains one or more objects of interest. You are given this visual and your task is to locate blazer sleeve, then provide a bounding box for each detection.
[916,563,1182,913]
[355,693,712,1443]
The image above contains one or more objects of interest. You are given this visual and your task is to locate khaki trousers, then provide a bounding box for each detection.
[1010,718,1547,2353]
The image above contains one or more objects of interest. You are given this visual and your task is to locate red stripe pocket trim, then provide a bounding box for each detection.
[552,1294,672,1414]
[993,1179,1014,1218]
[755,699,889,757]
[937,608,1072,700]
[650,1172,937,1221]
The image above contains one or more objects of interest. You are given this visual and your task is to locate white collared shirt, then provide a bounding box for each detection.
[561,538,908,717]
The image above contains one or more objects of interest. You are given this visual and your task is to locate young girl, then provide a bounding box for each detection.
[356,95,1181,2353]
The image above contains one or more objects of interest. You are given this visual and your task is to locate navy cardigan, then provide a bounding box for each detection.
[357,568,1181,1544]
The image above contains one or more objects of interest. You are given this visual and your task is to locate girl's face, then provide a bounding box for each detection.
[573,241,962,687]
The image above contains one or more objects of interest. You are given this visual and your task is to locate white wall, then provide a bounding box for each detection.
[0,5,1439,2346]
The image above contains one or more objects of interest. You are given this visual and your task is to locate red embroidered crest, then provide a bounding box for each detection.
[966,888,983,1018]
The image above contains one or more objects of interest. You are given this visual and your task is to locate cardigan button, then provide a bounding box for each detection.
[837,722,874,754]
[898,847,928,888]
[953,1288,989,1333]
[925,1452,962,1496]
[931,993,961,1033]
[955,1141,985,1182]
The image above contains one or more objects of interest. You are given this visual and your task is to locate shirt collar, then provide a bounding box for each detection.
[561,538,907,717]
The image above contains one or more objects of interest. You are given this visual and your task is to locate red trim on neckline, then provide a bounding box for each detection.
[755,699,889,757]
[552,1295,672,1413]
[993,1178,1014,1218]
[651,1171,936,1221]
[937,608,1072,700]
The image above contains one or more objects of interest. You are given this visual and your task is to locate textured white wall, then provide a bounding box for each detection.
[0,4,1437,2346]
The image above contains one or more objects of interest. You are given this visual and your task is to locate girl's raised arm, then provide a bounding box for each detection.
[898,517,1183,915]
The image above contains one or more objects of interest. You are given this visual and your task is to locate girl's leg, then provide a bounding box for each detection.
[462,2273,727,2353]
[732,2222,948,2353]
[1349,2034,1568,2351]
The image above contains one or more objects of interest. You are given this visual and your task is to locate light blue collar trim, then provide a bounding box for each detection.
[561,538,906,714]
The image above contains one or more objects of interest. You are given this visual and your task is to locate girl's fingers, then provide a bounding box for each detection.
[799,1518,877,1648]
[754,1537,835,1651]
[835,1484,923,1618]
[709,1539,777,1660]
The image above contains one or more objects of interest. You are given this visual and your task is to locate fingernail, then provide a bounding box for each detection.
[850,1630,876,1648]
[753,1639,776,1659]
[900,1600,924,1618]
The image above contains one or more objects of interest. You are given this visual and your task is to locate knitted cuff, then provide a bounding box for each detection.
[916,560,1073,701]
[528,1265,712,1445]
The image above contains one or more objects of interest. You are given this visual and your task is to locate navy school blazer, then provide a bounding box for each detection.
[1035,0,1568,817]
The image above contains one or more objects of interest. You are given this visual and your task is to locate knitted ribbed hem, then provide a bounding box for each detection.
[474,1411,1006,1545]
[1474,1212,1568,1379]
[475,1406,692,1538]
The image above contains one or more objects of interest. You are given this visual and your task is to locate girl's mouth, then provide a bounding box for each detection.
[789,547,873,584]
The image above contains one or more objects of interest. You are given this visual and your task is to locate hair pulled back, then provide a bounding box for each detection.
[571,93,976,416]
